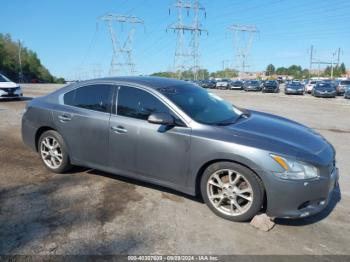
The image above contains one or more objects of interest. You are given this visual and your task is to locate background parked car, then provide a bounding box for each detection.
[0,73,23,100]
[230,80,244,90]
[305,80,320,94]
[344,86,350,99]
[201,79,216,89]
[216,79,230,90]
[262,80,279,93]
[285,81,305,95]
[335,79,350,96]
[243,80,261,91]
[312,83,336,98]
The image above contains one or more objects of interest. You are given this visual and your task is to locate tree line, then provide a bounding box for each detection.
[265,63,347,79]
[0,33,65,83]
[151,68,239,80]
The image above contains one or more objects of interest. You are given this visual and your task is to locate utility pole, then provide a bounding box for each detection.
[337,48,341,66]
[228,24,258,78]
[309,45,313,79]
[167,0,207,80]
[222,59,230,78]
[309,46,342,79]
[101,13,143,76]
[18,40,24,83]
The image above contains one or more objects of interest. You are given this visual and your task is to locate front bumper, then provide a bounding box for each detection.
[285,89,304,94]
[315,92,336,97]
[265,167,339,218]
[263,88,278,92]
[245,87,261,91]
[0,88,23,99]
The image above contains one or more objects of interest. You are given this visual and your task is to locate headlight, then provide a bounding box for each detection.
[270,154,319,180]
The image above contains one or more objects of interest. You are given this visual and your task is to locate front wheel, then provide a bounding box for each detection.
[38,130,72,173]
[201,162,264,222]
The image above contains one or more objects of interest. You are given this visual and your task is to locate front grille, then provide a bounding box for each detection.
[0,88,18,92]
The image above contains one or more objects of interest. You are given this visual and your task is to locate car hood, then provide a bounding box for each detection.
[0,82,18,88]
[216,110,332,163]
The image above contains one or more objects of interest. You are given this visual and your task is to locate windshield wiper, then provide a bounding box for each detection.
[215,113,250,126]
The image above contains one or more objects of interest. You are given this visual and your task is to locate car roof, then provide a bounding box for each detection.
[81,76,189,90]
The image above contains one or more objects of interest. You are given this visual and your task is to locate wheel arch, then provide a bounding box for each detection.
[35,126,57,152]
[194,159,267,207]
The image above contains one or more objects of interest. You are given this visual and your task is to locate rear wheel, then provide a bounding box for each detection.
[38,130,72,173]
[201,162,264,222]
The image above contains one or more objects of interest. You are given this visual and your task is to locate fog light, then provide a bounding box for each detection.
[319,200,326,206]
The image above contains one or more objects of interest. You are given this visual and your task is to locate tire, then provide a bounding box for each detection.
[38,130,72,173]
[200,162,264,222]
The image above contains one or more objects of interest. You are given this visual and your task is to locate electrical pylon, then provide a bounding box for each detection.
[101,13,143,76]
[167,0,207,80]
[228,24,258,77]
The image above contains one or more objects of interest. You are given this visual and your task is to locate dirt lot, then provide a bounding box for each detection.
[0,84,349,255]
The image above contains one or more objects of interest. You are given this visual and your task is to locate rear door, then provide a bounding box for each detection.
[109,85,191,187]
[53,84,113,167]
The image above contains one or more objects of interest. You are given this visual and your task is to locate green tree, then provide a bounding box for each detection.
[276,67,288,75]
[0,33,63,83]
[210,68,238,78]
[266,64,275,76]
[339,63,346,75]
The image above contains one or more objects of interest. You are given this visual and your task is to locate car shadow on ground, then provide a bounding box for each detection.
[68,166,204,204]
[275,185,342,226]
[0,97,33,102]
[69,166,342,225]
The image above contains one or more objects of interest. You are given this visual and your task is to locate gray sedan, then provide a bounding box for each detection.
[22,77,339,221]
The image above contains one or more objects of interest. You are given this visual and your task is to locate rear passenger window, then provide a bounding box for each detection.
[63,84,112,113]
[117,86,171,120]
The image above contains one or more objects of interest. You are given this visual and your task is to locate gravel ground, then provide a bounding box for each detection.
[0,83,349,255]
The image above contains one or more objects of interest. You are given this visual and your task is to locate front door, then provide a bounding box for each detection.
[108,85,191,188]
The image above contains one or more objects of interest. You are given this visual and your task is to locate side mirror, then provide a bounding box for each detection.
[148,112,175,126]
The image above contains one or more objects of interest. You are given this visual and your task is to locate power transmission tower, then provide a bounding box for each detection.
[101,13,143,76]
[167,0,207,80]
[228,24,258,78]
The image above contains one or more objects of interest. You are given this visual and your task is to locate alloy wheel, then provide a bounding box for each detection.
[40,136,63,169]
[207,169,253,216]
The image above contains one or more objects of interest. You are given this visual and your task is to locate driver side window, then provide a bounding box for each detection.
[117,86,171,121]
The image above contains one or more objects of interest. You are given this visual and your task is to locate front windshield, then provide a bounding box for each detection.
[315,83,333,90]
[340,80,350,85]
[249,81,259,85]
[159,84,242,125]
[0,74,11,82]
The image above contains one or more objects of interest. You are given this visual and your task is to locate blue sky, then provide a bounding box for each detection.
[1,0,350,79]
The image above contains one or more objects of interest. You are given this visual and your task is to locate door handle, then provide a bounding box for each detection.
[58,114,72,122]
[111,126,127,134]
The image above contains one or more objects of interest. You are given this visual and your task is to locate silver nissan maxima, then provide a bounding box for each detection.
[22,77,339,221]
